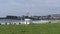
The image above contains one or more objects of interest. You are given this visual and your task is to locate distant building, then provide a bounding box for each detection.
[6,16,21,20]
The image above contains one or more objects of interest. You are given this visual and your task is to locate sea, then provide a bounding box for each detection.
[0,19,51,24]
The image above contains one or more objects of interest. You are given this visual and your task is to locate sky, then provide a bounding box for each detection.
[0,0,60,17]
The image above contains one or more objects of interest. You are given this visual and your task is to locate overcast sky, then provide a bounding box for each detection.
[0,0,60,17]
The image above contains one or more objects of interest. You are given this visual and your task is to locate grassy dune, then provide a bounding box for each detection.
[0,23,60,34]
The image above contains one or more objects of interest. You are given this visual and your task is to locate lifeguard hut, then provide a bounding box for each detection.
[25,19,32,24]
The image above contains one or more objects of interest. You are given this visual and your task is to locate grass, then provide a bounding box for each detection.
[0,23,60,34]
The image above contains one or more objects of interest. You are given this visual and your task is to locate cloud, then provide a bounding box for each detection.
[0,0,60,17]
